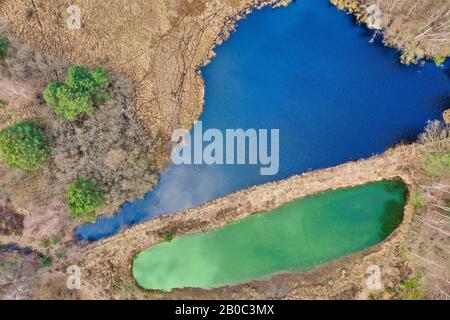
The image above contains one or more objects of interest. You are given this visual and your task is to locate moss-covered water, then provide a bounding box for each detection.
[133,180,407,291]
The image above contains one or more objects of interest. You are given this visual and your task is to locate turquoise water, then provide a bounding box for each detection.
[76,0,449,242]
[133,180,407,291]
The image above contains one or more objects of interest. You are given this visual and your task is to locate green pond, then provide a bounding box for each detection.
[132,180,407,291]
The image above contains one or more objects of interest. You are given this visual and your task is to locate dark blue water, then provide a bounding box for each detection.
[75,0,450,242]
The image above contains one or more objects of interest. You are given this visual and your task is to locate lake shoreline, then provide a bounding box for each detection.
[0,0,448,299]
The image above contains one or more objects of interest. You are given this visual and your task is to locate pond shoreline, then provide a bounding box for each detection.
[132,180,407,291]
[74,143,422,299]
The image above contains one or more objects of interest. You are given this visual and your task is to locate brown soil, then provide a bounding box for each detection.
[0,245,42,299]
[0,196,23,236]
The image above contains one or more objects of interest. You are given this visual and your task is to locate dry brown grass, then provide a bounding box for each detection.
[0,0,273,156]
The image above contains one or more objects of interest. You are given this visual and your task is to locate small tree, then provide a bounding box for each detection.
[39,256,52,268]
[43,66,110,121]
[163,232,173,242]
[67,178,104,219]
[0,36,9,62]
[0,121,52,171]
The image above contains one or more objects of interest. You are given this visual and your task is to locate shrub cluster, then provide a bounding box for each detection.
[67,178,104,219]
[0,121,52,171]
[43,66,110,120]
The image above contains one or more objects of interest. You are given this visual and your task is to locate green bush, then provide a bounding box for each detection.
[399,270,422,300]
[40,256,52,268]
[67,178,104,219]
[163,232,173,243]
[422,152,450,177]
[0,36,9,62]
[0,121,52,171]
[43,66,110,120]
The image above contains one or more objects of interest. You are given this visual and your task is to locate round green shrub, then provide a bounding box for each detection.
[0,121,52,171]
[67,178,104,219]
[43,66,110,121]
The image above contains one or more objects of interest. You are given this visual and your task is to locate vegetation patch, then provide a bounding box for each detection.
[67,178,104,220]
[43,66,110,120]
[410,191,428,212]
[422,152,450,177]
[39,256,52,268]
[432,56,446,67]
[0,121,52,171]
[0,99,7,109]
[399,270,422,300]
[163,232,173,243]
[0,36,9,62]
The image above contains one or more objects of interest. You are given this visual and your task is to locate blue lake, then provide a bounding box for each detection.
[75,0,450,242]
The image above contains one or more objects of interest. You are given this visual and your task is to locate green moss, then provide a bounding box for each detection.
[0,121,53,171]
